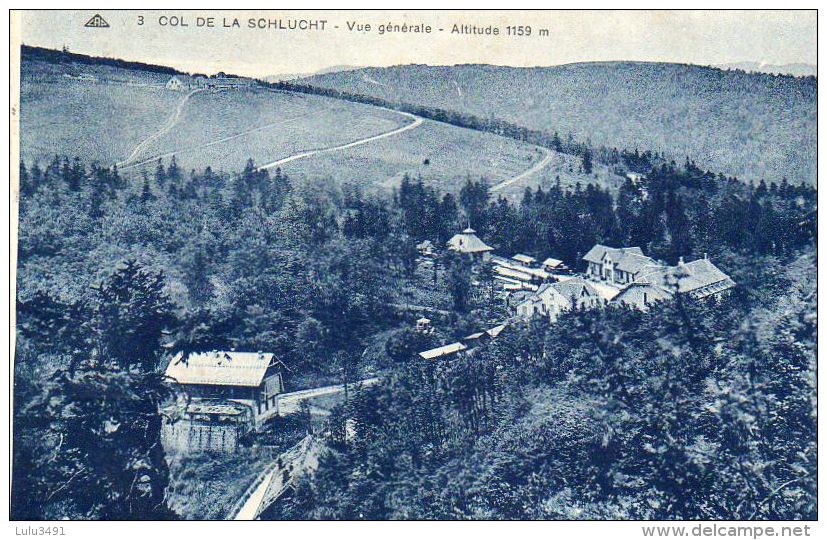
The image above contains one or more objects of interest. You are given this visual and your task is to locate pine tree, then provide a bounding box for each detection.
[140,173,155,203]
[154,159,166,188]
[582,148,593,175]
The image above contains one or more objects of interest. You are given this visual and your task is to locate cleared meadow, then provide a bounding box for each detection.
[281,120,554,194]
[118,89,406,174]
[20,61,180,166]
[20,59,616,195]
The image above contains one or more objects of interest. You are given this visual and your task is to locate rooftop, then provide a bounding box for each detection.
[550,277,601,300]
[486,324,507,338]
[582,244,661,274]
[512,254,537,265]
[542,257,564,268]
[492,256,550,280]
[165,351,276,387]
[419,342,467,360]
[636,258,735,296]
[447,229,494,254]
[495,265,535,282]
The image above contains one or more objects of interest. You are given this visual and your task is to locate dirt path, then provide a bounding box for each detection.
[116,88,205,168]
[277,377,380,416]
[118,99,422,174]
[118,115,306,172]
[490,146,553,193]
[257,110,423,170]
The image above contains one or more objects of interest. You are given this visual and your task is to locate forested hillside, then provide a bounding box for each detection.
[12,47,817,522]
[278,249,816,519]
[303,62,817,186]
[13,151,816,519]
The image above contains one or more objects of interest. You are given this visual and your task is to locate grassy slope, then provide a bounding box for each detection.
[302,62,817,186]
[20,60,180,166]
[166,447,278,520]
[120,89,404,174]
[281,119,622,196]
[21,58,615,195]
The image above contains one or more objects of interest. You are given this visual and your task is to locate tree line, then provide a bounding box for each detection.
[13,148,816,519]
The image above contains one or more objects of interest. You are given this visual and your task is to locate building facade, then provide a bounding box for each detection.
[612,257,735,310]
[516,277,603,321]
[582,244,662,286]
[165,351,284,429]
[161,400,253,454]
[166,76,188,91]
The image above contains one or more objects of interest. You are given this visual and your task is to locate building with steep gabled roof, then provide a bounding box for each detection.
[166,75,188,91]
[165,350,284,424]
[447,227,494,260]
[582,244,663,286]
[516,277,604,321]
[612,256,735,310]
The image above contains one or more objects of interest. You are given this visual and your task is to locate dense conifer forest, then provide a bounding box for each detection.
[13,145,816,519]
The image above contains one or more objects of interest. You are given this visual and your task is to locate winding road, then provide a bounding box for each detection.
[118,115,307,172]
[117,93,423,173]
[115,88,551,191]
[277,377,381,415]
[490,146,553,192]
[256,109,423,171]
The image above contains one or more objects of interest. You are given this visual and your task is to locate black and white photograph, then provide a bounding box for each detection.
[7,8,820,531]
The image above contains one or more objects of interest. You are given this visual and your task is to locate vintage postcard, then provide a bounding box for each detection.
[8,8,818,530]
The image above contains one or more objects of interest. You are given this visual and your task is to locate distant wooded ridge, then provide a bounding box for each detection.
[300,63,817,186]
[20,44,242,79]
[22,44,184,76]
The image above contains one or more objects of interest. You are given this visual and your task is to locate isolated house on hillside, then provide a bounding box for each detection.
[165,351,285,426]
[166,76,188,91]
[447,227,494,260]
[583,244,663,286]
[612,256,735,310]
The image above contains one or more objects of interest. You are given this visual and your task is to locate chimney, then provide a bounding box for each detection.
[704,252,708,260]
[678,256,685,266]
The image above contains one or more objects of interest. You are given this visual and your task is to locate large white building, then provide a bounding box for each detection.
[612,257,735,310]
[582,244,663,286]
[515,277,603,321]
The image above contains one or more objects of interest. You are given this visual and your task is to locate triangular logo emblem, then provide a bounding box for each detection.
[84,14,110,28]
